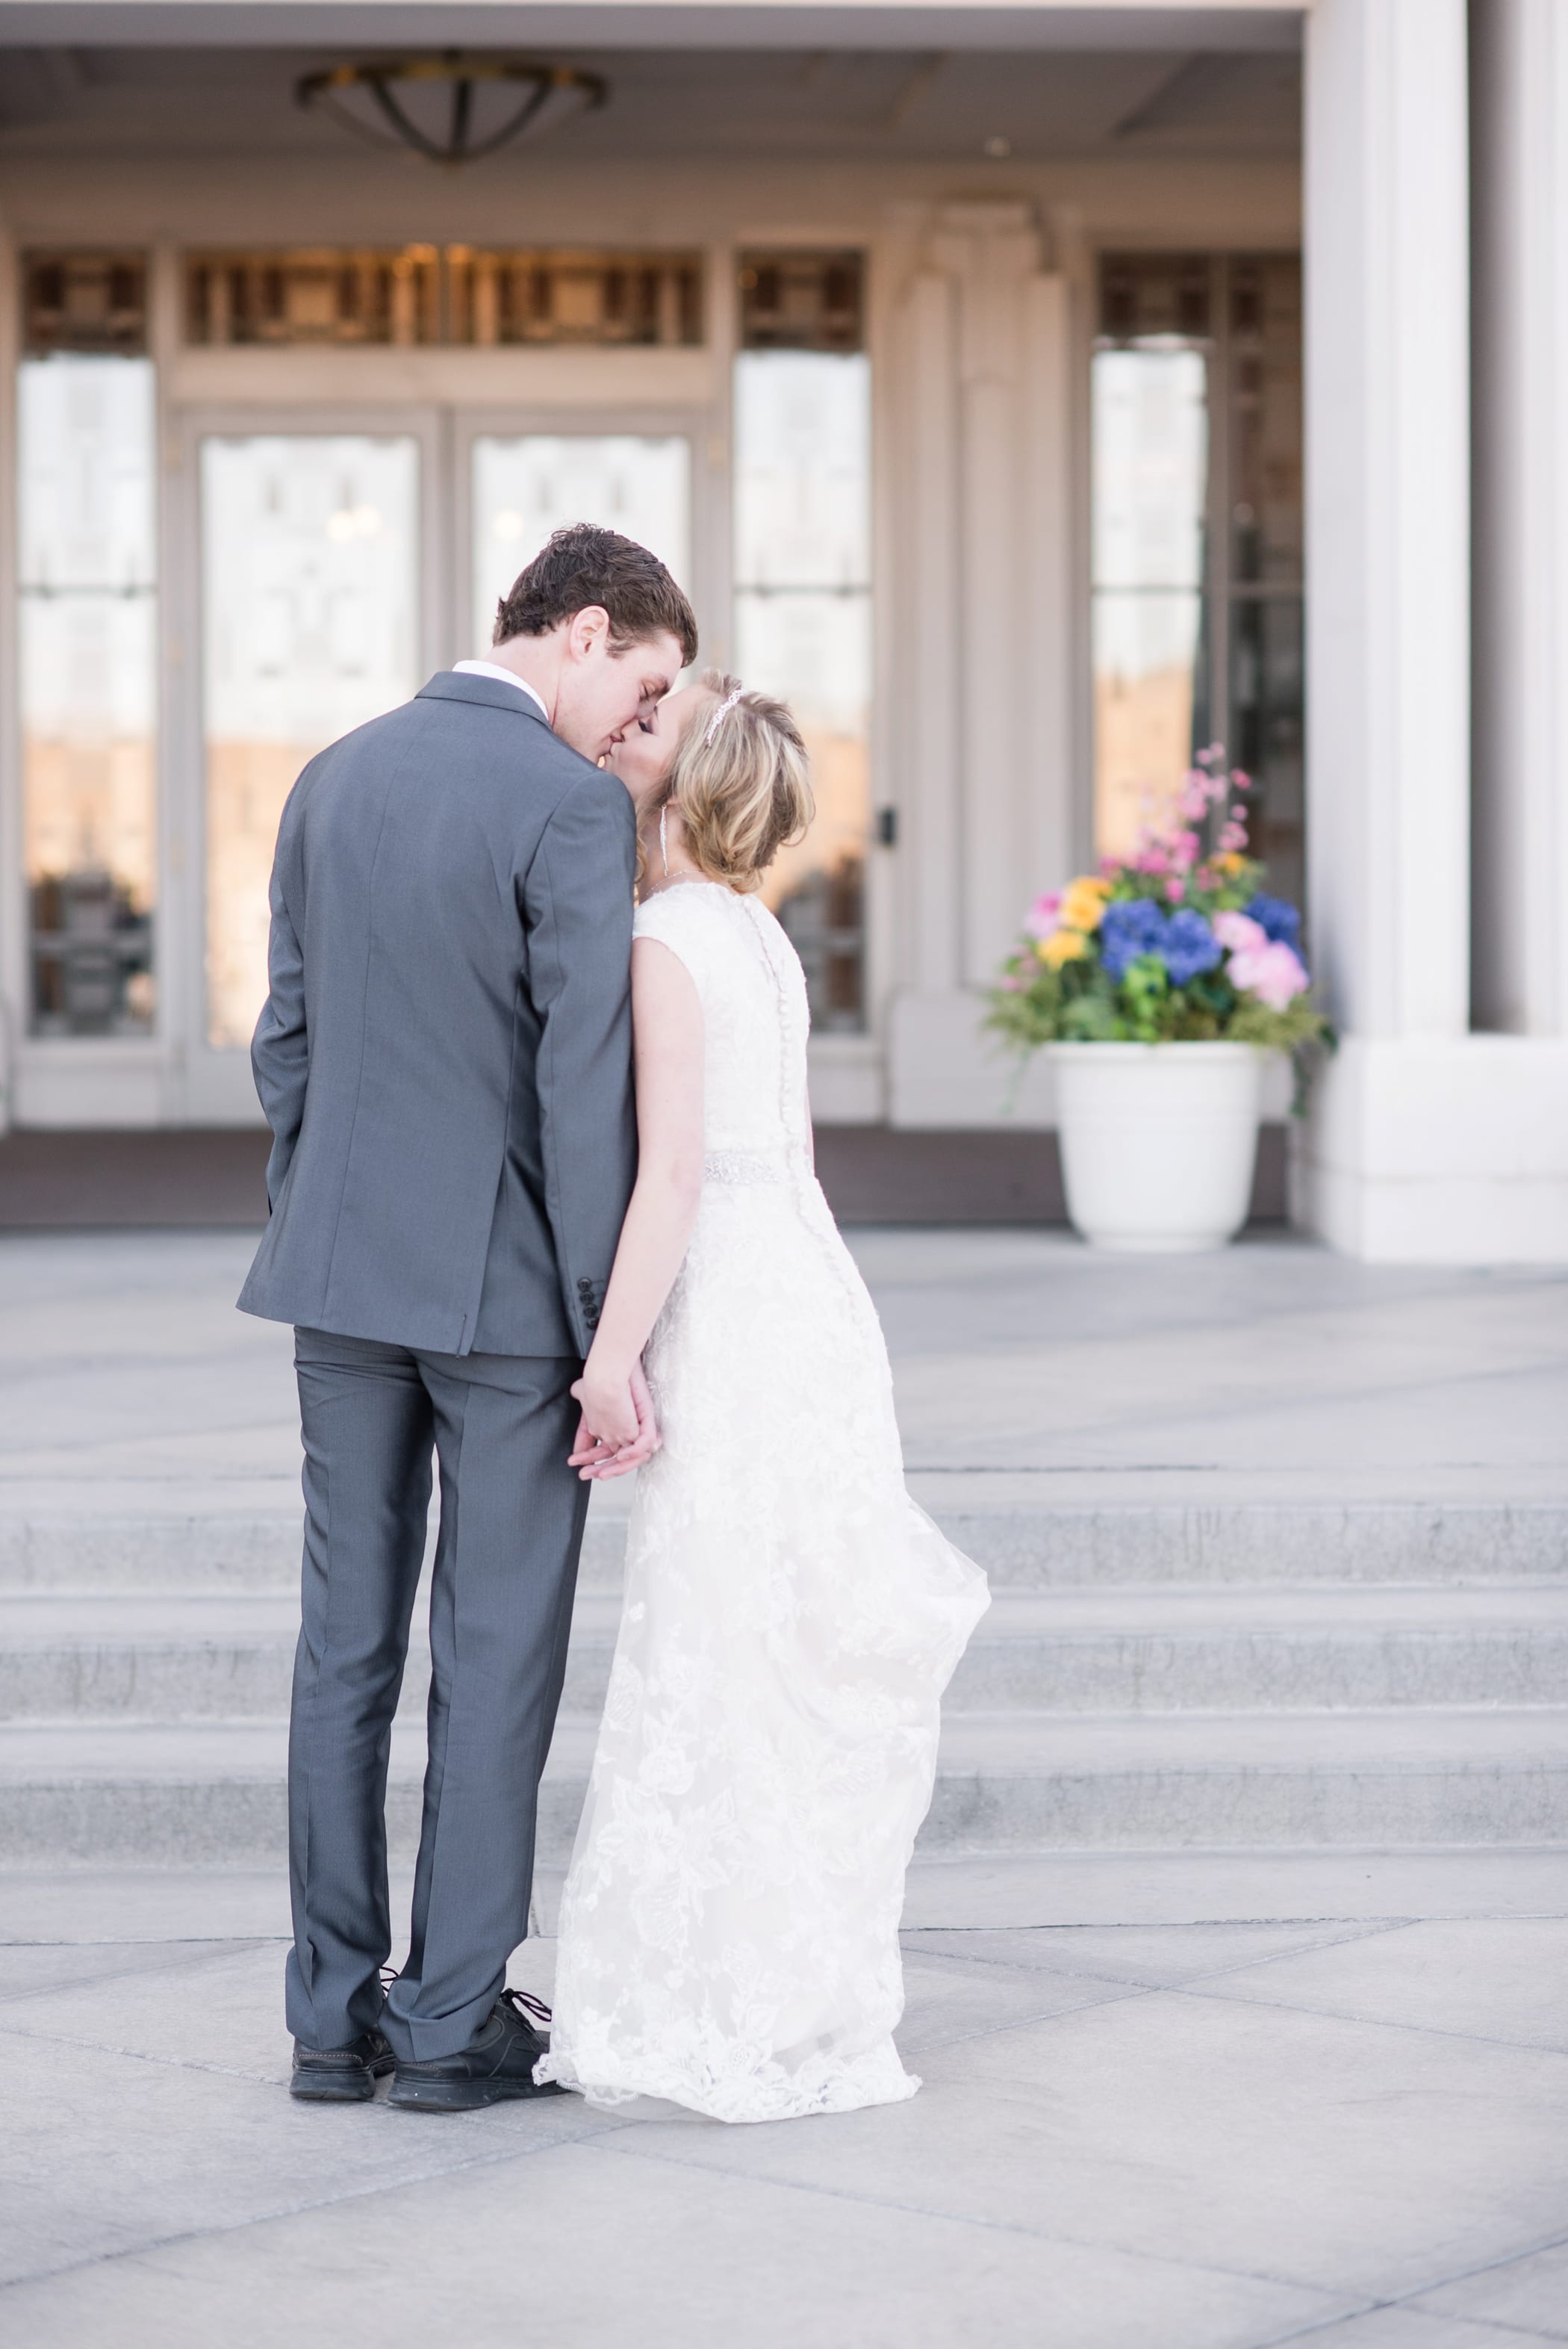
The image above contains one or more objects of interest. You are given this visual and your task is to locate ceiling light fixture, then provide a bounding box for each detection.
[297,52,607,166]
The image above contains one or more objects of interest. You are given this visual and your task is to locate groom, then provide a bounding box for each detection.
[239,524,697,2109]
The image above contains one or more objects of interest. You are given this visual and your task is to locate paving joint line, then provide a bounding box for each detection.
[901,1917,1404,1993]
[0,1932,292,1949]
[587,2128,1366,2309]
[1239,2221,1568,2349]
[0,1939,276,2005]
[1172,1976,1568,2062]
[0,2110,639,2301]
[901,1974,1152,2053]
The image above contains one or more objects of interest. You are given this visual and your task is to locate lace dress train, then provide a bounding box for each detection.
[535,882,989,2124]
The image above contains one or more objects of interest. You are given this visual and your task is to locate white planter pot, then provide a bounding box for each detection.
[1048,1041,1263,1253]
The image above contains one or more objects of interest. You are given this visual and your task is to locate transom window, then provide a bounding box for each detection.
[184,247,704,349]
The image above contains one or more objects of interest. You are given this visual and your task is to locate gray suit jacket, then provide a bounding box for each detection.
[237,671,637,1359]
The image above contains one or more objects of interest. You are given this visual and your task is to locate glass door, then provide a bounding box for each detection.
[180,415,432,1120]
[174,406,697,1123]
[460,416,694,657]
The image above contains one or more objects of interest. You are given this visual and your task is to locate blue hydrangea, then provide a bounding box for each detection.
[1163,907,1223,986]
[1098,898,1167,981]
[1100,899,1222,988]
[1245,893,1302,952]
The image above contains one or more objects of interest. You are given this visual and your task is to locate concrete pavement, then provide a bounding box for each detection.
[0,1227,1564,2343]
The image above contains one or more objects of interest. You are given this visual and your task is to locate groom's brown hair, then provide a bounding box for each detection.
[494,521,697,666]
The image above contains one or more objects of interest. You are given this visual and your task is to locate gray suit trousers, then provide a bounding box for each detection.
[285,1327,588,2063]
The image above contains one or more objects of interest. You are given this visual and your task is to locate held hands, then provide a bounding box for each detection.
[569,1355,661,1481]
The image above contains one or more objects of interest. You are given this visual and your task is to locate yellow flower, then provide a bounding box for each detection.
[1212,851,1245,876]
[1040,928,1091,968]
[1060,876,1111,934]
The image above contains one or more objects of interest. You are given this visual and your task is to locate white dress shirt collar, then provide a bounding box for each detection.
[452,660,550,725]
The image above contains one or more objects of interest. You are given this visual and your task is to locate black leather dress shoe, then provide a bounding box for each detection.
[388,1989,565,2112]
[290,2026,396,2103]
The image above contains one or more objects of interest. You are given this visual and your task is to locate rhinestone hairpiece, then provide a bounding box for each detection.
[703,685,745,745]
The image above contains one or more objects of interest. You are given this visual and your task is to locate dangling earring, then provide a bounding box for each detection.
[659,801,670,877]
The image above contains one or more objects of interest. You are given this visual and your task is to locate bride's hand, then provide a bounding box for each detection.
[568,1358,661,1480]
[570,1356,638,1447]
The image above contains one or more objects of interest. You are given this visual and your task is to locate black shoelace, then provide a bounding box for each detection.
[377,1968,550,2032]
[500,1987,553,2032]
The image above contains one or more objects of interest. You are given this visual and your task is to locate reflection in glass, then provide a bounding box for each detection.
[471,435,690,654]
[1230,592,1304,898]
[1226,255,1305,906]
[18,355,158,1036]
[1228,257,1303,589]
[732,351,871,1030]
[201,435,420,1049]
[1092,346,1209,859]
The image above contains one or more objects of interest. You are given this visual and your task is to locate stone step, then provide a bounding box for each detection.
[6,1586,1568,1720]
[1,1707,1563,1864]
[2,1500,1564,1594]
[0,1510,630,1594]
[932,1499,1568,1589]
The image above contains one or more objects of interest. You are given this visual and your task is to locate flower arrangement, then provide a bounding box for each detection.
[989,748,1330,1056]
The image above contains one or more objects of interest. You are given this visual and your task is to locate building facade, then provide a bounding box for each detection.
[0,0,1563,1261]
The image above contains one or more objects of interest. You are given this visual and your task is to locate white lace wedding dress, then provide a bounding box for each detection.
[535,880,989,2124]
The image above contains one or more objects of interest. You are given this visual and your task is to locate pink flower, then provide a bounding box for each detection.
[1172,829,1201,871]
[1179,778,1210,821]
[1136,847,1170,877]
[1214,910,1266,955]
[1228,939,1310,1012]
[1219,819,1248,854]
[1166,878,1186,903]
[1024,891,1061,939]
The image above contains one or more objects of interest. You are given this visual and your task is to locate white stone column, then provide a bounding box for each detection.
[885,202,1071,1127]
[1304,0,1472,1043]
[1470,0,1568,1037]
[1298,0,1568,1261]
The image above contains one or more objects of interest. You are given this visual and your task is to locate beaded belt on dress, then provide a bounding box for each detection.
[703,1148,791,1186]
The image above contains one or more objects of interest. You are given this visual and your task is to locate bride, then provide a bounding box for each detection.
[534,669,989,2124]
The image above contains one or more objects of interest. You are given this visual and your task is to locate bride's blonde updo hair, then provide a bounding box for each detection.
[659,668,813,893]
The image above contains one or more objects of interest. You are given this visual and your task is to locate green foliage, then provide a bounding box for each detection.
[989,947,1331,1055]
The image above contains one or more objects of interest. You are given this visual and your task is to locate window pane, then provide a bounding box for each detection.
[1093,590,1209,863]
[733,350,870,586]
[1092,344,1209,857]
[1092,346,1207,594]
[1095,255,1304,892]
[472,434,690,654]
[733,350,871,1031]
[18,355,158,1037]
[201,434,420,1049]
